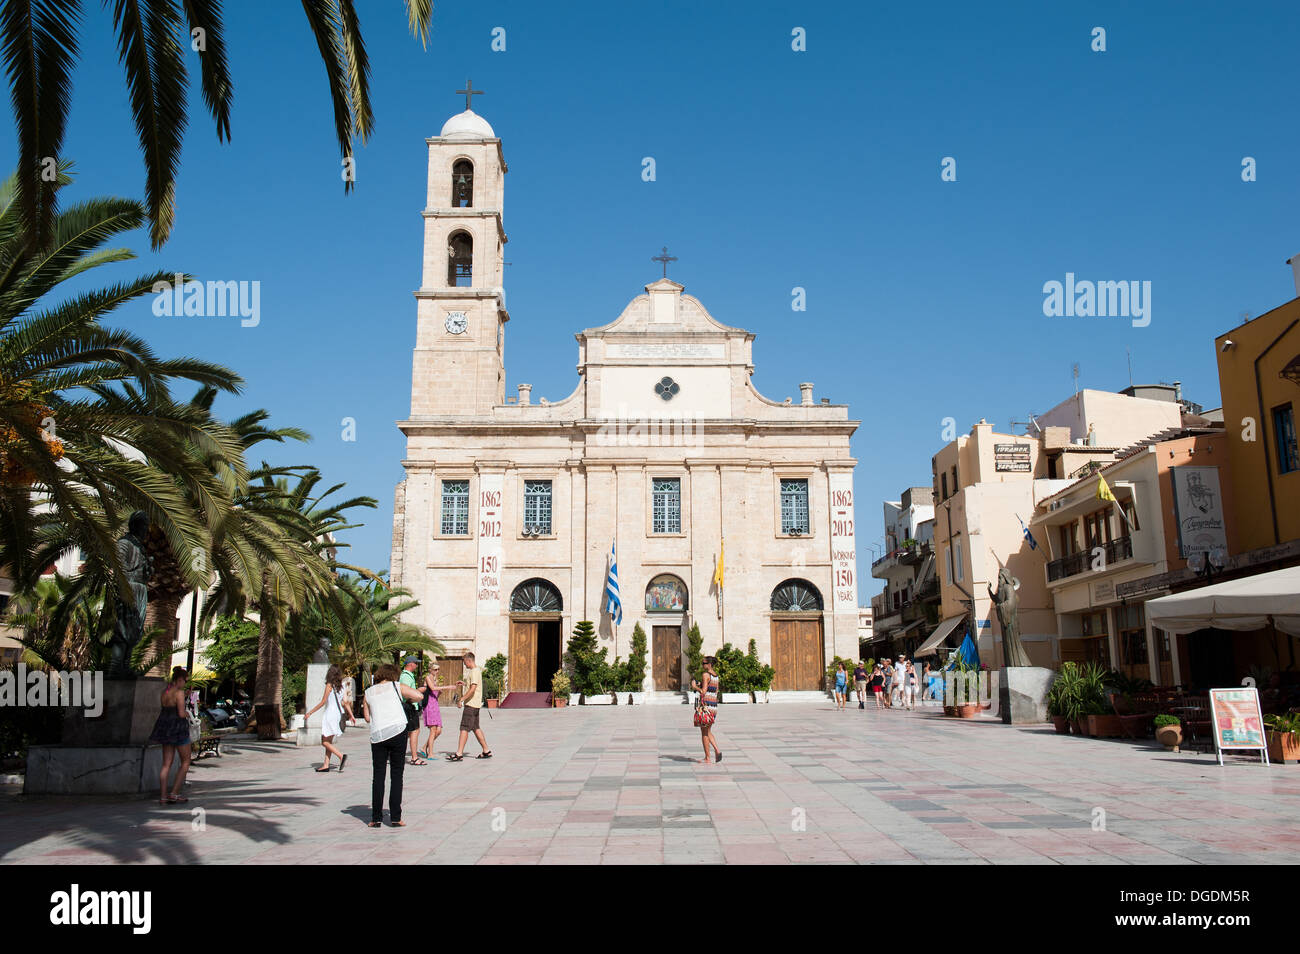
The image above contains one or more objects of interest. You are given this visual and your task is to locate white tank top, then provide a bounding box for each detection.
[365,682,407,743]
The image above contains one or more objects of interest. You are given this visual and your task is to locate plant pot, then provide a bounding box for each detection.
[721,692,750,704]
[552,697,567,708]
[1087,714,1124,738]
[1155,724,1182,751]
[1072,718,1089,736]
[752,690,768,703]
[583,694,612,705]
[486,699,499,709]
[1051,715,1070,734]
[943,705,958,717]
[569,693,581,707]
[1267,730,1300,764]
[956,703,980,719]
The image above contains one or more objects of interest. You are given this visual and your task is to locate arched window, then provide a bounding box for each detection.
[447,231,473,287]
[770,579,823,612]
[452,159,473,208]
[645,574,688,613]
[510,578,562,613]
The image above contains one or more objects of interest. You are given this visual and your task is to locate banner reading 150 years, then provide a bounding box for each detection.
[829,473,858,614]
[476,473,504,615]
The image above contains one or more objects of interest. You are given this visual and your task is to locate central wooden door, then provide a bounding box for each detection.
[652,625,682,691]
[771,617,825,690]
[508,620,538,693]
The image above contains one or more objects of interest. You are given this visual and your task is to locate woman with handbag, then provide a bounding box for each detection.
[689,656,723,764]
[305,664,355,773]
[362,663,426,828]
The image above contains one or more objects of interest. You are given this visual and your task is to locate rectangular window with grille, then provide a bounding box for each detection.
[440,479,469,535]
[524,480,552,534]
[652,478,681,534]
[780,479,809,534]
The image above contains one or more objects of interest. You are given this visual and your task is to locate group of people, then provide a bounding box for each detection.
[833,656,929,711]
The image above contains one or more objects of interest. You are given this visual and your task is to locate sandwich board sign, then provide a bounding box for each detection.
[1208,687,1269,766]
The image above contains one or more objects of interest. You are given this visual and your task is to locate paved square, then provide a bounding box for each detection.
[3,702,1298,865]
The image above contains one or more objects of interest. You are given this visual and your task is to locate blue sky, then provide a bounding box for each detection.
[8,1,1299,596]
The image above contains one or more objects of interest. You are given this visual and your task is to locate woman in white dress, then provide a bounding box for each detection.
[304,664,355,772]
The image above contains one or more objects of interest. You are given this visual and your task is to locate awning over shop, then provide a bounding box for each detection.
[1145,566,1300,637]
[914,614,967,657]
[873,619,921,643]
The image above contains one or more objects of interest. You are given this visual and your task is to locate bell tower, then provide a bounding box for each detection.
[410,80,508,417]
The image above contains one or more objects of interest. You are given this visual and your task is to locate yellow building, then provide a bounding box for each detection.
[1214,297,1300,556]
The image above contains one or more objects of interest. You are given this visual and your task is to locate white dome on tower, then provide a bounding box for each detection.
[439,109,495,139]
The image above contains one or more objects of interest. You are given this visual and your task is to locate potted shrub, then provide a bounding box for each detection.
[550,671,571,708]
[482,653,507,708]
[1154,714,1182,752]
[1264,712,1300,764]
[566,620,614,704]
[717,642,752,702]
[1047,663,1079,733]
[621,624,648,705]
[749,641,775,703]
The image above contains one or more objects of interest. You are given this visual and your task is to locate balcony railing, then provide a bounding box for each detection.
[1047,534,1133,582]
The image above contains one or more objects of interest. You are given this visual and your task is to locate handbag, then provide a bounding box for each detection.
[333,689,346,734]
[693,701,715,728]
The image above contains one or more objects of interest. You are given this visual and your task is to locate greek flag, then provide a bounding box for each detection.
[605,540,623,625]
[1017,514,1038,551]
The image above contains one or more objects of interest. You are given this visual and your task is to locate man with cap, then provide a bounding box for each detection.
[400,655,426,765]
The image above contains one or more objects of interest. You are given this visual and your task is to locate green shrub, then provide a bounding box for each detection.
[714,642,748,693]
[1153,714,1180,728]
[1264,712,1300,734]
[685,623,703,685]
[747,639,775,692]
[566,621,613,696]
[619,624,648,691]
[482,653,508,698]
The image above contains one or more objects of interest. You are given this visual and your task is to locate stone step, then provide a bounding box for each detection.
[641,691,688,705]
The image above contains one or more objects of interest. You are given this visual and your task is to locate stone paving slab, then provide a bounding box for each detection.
[1,701,1298,864]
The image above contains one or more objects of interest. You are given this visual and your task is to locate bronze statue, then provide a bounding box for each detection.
[988,566,1031,668]
[109,511,152,678]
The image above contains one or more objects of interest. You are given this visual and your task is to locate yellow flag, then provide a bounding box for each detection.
[1097,474,1116,502]
[713,541,724,589]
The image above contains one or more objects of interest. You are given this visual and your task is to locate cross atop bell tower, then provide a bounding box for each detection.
[408,89,509,419]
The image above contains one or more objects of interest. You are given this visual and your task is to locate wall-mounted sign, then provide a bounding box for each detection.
[994,443,1032,472]
[476,474,504,615]
[829,473,858,614]
[1090,578,1116,604]
[1170,466,1227,558]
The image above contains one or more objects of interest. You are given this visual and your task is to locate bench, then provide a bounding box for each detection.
[193,736,222,759]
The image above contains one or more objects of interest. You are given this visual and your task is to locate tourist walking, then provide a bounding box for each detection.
[149,666,193,805]
[892,656,908,708]
[870,663,885,709]
[689,656,723,763]
[447,651,492,761]
[881,657,894,707]
[418,663,456,758]
[853,661,868,710]
[362,663,426,828]
[305,664,354,772]
[833,661,848,710]
[904,660,918,710]
[399,655,426,765]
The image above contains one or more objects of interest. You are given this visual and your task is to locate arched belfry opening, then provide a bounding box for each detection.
[452,159,473,208]
[447,231,473,287]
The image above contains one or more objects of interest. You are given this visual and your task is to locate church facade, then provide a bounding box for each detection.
[390,102,861,694]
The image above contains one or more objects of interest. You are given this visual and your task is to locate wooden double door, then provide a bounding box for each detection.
[652,625,682,691]
[770,617,825,691]
[508,618,562,693]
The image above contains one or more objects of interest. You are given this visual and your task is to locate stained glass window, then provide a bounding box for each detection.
[440,479,469,535]
[524,480,551,534]
[780,479,809,534]
[652,478,681,533]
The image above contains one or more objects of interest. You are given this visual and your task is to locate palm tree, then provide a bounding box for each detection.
[1,0,435,249]
[206,466,375,738]
[0,166,243,606]
[292,573,443,679]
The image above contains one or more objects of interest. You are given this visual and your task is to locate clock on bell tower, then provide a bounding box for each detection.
[409,80,508,418]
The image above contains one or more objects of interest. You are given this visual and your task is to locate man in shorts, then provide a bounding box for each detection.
[853,661,868,709]
[447,651,492,761]
[399,655,425,765]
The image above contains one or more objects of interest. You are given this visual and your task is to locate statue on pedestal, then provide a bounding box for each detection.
[988,566,1031,668]
[313,637,331,664]
[108,511,152,679]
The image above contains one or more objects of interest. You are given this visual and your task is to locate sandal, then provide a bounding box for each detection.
[445,753,464,762]
[476,751,493,759]
[315,766,331,772]
[390,820,406,828]
[338,754,347,773]
[409,758,427,766]
[368,821,382,828]
[417,750,428,760]
[167,794,188,804]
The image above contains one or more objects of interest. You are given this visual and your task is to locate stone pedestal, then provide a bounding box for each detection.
[296,663,328,747]
[61,677,165,745]
[24,745,166,795]
[998,666,1055,725]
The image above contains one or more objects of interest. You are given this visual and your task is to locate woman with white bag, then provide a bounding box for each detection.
[363,663,426,828]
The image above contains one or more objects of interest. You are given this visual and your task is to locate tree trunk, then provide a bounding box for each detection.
[254,574,284,740]
[144,591,183,677]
